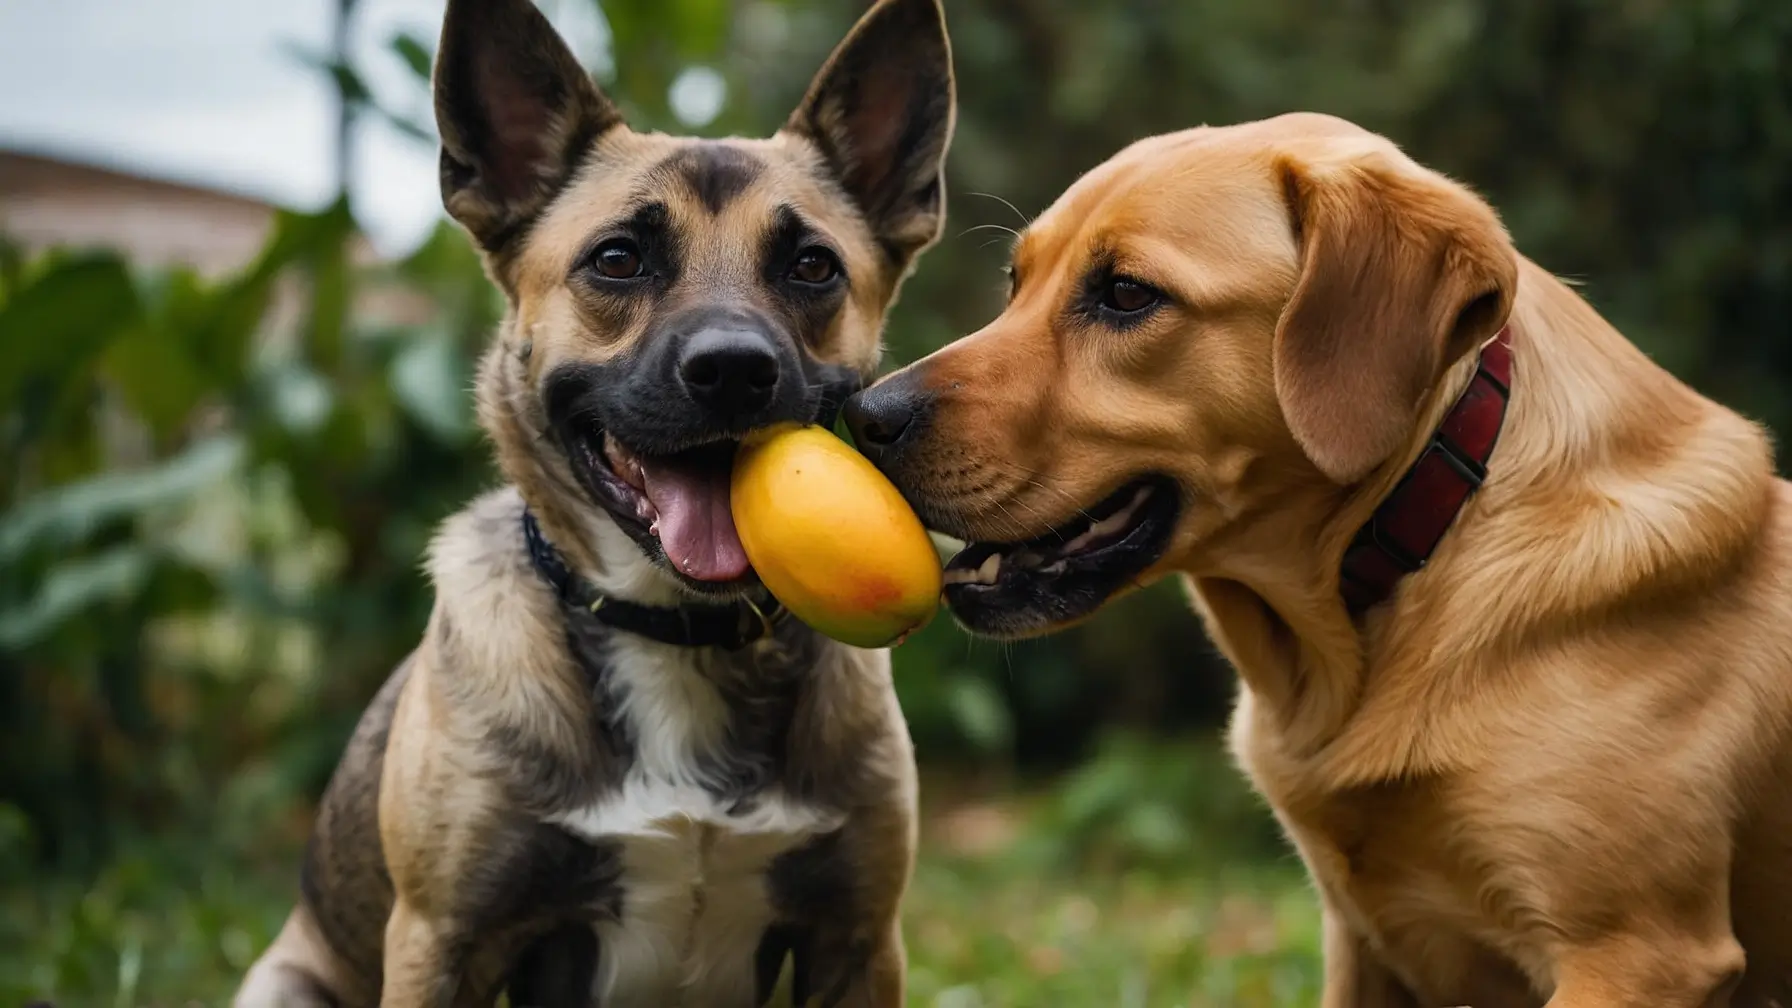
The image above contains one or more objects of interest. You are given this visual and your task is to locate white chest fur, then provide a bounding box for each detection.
[548,633,843,1008]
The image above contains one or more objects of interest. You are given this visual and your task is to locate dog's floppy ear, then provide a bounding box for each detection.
[434,0,622,253]
[783,0,956,269]
[1273,156,1518,484]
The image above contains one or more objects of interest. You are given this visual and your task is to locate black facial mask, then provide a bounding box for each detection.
[806,359,864,434]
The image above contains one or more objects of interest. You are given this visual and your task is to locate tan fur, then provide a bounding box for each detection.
[877,113,1792,1006]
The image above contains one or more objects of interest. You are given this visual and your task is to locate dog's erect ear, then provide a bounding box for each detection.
[1272,157,1518,484]
[434,0,622,253]
[783,0,956,269]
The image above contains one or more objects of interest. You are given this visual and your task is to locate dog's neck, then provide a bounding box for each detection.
[1185,339,1487,760]
[1188,259,1775,774]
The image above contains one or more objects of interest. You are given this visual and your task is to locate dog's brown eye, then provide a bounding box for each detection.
[590,239,644,280]
[789,247,841,285]
[1102,279,1158,314]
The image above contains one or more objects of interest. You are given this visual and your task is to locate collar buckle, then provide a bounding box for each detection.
[1431,432,1488,489]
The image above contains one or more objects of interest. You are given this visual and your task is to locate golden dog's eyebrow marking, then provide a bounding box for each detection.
[1073,244,1120,290]
[649,143,765,215]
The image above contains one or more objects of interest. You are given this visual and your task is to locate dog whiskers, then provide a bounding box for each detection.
[989,499,1031,542]
[981,460,1099,526]
[958,222,1021,243]
[1008,495,1055,529]
[1022,479,1096,526]
[967,191,1032,227]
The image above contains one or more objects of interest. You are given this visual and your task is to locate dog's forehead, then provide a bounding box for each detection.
[1014,131,1296,286]
[515,131,874,285]
[1020,112,1404,260]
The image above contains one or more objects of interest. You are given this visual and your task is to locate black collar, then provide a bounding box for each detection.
[522,509,783,650]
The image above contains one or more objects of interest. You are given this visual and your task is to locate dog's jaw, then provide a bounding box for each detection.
[935,475,1182,639]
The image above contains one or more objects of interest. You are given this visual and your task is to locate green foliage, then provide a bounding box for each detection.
[0,252,138,418]
[1025,734,1286,875]
[0,199,501,871]
[0,840,294,1006]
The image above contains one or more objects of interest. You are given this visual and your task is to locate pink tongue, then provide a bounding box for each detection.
[639,458,749,582]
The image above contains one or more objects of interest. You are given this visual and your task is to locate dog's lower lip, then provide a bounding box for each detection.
[933,476,1177,638]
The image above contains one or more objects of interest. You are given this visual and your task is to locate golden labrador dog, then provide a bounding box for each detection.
[844,113,1792,1006]
[235,0,953,1004]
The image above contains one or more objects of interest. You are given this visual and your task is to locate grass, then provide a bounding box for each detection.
[1,736,1322,1007]
[904,843,1321,1006]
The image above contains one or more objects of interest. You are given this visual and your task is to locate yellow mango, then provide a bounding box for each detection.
[732,423,941,648]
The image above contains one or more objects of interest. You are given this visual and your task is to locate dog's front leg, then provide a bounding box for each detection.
[1545,930,1745,1008]
[376,664,523,1008]
[1322,909,1419,1008]
[380,898,467,1008]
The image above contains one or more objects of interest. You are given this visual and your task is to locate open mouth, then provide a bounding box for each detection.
[565,427,751,587]
[939,476,1179,637]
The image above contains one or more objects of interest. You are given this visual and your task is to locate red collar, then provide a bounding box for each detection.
[1339,326,1514,613]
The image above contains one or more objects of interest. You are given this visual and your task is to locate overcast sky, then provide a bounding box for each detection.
[0,0,610,256]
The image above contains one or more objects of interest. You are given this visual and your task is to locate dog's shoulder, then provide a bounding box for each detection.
[416,487,614,799]
[423,487,569,687]
[427,485,538,608]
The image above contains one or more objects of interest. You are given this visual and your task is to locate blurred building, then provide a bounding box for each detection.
[0,146,293,275]
[0,144,430,323]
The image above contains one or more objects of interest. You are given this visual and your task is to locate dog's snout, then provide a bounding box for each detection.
[678,328,781,418]
[845,374,928,463]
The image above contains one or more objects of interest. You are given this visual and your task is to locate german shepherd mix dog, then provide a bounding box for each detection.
[234,0,953,1005]
[847,114,1792,1006]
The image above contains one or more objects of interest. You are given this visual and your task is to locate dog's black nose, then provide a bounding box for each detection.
[844,374,924,463]
[679,328,780,418]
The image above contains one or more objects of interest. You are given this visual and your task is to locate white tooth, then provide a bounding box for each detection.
[1060,527,1097,555]
[1091,513,1128,539]
[1040,561,1068,575]
[943,567,978,585]
[976,553,1002,584]
[1063,487,1152,554]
